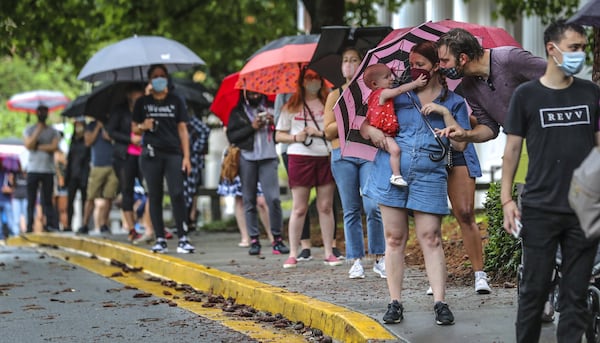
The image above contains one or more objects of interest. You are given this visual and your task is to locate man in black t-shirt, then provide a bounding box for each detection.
[501,20,600,343]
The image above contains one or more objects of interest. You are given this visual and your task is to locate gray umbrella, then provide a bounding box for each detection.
[567,0,600,27]
[77,35,206,82]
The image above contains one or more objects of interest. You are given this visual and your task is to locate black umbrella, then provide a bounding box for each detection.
[567,0,600,26]
[61,93,89,118]
[308,26,392,88]
[171,78,213,115]
[63,79,212,121]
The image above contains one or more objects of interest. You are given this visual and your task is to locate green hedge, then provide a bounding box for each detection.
[483,181,521,282]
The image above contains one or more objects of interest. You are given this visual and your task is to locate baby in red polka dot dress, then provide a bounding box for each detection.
[364,63,427,187]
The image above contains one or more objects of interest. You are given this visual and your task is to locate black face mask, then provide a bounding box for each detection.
[38,114,48,123]
[247,96,263,107]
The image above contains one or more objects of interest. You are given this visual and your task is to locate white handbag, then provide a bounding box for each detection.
[569,147,600,240]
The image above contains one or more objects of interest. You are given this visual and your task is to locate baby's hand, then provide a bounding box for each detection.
[412,74,428,88]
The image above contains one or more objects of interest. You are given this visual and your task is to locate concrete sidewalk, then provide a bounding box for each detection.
[8,230,560,343]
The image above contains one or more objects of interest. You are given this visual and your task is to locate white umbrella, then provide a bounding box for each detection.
[7,90,70,113]
[77,35,206,82]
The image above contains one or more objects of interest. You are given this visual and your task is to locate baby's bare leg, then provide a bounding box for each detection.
[387,136,402,176]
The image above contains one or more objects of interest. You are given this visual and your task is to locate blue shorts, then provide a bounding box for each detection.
[363,149,449,215]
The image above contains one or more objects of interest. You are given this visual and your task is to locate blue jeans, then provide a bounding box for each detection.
[330,148,384,259]
[11,198,26,235]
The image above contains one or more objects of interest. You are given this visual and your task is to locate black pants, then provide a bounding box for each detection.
[517,206,598,343]
[66,175,87,229]
[140,149,186,239]
[114,154,142,212]
[26,172,57,232]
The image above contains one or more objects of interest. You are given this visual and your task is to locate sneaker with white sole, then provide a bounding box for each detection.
[297,249,312,261]
[151,240,168,253]
[390,175,408,187]
[475,271,491,294]
[373,258,387,278]
[434,301,455,325]
[323,255,343,266]
[349,259,365,279]
[176,240,195,254]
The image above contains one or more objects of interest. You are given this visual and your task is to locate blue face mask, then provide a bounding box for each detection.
[439,66,463,80]
[151,77,168,92]
[552,43,586,76]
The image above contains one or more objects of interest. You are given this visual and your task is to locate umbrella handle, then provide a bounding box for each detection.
[429,135,448,162]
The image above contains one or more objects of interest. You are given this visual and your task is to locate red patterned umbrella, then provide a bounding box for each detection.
[235,35,320,95]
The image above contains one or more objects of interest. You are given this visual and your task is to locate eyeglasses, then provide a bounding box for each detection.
[304,74,321,80]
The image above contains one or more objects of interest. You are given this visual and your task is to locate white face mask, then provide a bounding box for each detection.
[342,63,357,79]
[304,80,322,95]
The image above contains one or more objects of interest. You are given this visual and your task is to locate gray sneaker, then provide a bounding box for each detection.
[373,257,387,278]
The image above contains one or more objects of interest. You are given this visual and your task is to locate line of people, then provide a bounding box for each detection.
[20,64,211,255]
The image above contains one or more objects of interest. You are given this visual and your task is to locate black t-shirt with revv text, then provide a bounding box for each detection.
[505,78,600,213]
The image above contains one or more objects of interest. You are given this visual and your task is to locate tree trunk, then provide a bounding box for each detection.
[301,0,345,33]
[593,28,600,84]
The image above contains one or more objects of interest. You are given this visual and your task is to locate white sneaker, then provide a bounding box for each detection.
[426,286,433,295]
[349,259,365,279]
[151,240,168,253]
[373,258,387,278]
[177,240,195,254]
[475,271,491,294]
[390,175,408,187]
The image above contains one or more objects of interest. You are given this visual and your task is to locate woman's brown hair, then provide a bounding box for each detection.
[284,66,329,113]
[410,41,448,101]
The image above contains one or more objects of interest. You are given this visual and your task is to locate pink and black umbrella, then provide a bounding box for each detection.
[334,20,521,160]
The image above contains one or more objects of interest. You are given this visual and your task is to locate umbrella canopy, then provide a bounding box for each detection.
[7,90,70,113]
[567,0,600,26]
[171,78,213,115]
[62,93,89,118]
[236,34,320,95]
[210,72,240,126]
[0,137,26,172]
[77,35,206,82]
[308,26,393,87]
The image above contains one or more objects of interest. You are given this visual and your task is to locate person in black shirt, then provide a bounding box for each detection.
[132,64,193,254]
[65,117,90,232]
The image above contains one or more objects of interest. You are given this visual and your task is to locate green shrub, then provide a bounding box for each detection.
[483,181,521,282]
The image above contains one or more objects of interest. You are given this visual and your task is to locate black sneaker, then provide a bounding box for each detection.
[272,238,290,255]
[248,239,261,255]
[332,247,345,260]
[100,225,111,235]
[383,300,404,324]
[434,301,455,325]
[297,249,312,261]
[76,225,89,235]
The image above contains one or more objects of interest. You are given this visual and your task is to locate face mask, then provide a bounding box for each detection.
[304,80,322,95]
[151,77,168,92]
[552,43,586,76]
[342,63,357,79]
[37,114,48,123]
[247,96,263,107]
[439,66,463,80]
[410,68,431,83]
[75,126,84,134]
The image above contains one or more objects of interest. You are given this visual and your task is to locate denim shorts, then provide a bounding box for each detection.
[363,149,449,215]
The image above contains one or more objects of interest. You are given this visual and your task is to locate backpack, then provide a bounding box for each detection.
[568,147,600,240]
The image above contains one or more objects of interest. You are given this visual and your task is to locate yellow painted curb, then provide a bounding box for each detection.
[9,234,397,343]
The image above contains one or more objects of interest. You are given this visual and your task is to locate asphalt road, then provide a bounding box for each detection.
[0,245,257,343]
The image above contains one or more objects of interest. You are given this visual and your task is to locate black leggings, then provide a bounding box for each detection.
[114,154,143,211]
[66,175,87,229]
[140,150,187,239]
[26,172,57,232]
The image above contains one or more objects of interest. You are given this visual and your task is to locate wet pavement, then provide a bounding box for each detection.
[8,230,560,342]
